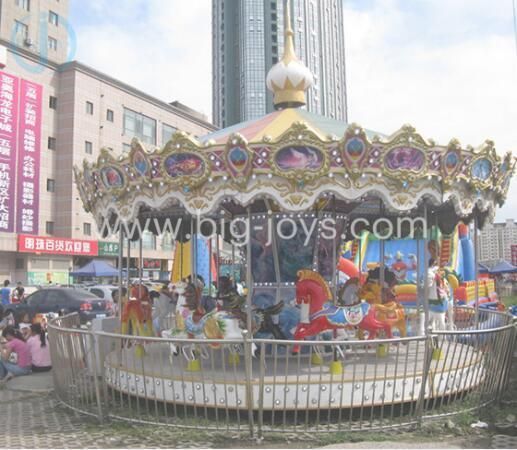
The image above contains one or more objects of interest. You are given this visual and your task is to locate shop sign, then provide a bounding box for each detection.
[18,234,98,256]
[143,259,161,269]
[98,241,120,257]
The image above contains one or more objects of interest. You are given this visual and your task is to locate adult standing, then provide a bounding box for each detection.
[0,280,10,306]
[152,283,176,333]
[11,282,25,304]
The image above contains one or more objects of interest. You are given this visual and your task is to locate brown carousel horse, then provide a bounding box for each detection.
[293,270,406,354]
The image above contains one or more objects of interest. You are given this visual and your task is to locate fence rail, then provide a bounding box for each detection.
[47,308,516,437]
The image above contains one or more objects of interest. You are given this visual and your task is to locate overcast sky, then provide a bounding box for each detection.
[69,0,517,222]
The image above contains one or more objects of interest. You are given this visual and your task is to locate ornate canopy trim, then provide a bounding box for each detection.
[74,122,515,230]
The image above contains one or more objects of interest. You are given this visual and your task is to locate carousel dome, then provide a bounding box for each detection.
[266,2,313,109]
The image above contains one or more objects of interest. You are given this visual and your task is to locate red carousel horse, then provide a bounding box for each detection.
[293,270,406,354]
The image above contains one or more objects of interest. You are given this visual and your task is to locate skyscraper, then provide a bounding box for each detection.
[212,0,347,128]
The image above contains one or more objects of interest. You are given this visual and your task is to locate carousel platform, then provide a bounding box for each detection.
[104,339,484,411]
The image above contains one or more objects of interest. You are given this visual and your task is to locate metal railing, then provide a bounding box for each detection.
[47,308,516,438]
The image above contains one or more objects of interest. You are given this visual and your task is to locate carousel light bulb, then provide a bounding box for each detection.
[232,139,237,145]
[136,185,140,190]
[427,175,432,180]
[329,173,334,178]
[208,177,213,182]
[332,150,338,156]
[257,158,263,164]
[361,173,366,178]
[268,174,272,178]
[223,176,228,181]
[369,158,374,164]
[215,161,221,166]
[344,173,349,178]
[261,151,267,158]
[354,129,360,135]
[126,187,130,192]
[148,183,152,188]
[336,158,342,163]
[176,144,180,149]
[252,174,256,179]
[377,173,382,178]
[159,181,164,187]
[210,154,215,161]
[297,134,303,140]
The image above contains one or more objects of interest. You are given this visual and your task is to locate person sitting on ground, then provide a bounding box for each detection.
[0,307,15,330]
[0,326,32,382]
[16,311,32,340]
[27,323,51,372]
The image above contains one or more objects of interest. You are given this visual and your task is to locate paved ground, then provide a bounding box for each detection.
[0,369,513,448]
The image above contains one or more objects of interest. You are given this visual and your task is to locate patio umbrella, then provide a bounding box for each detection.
[70,259,119,277]
[488,261,517,275]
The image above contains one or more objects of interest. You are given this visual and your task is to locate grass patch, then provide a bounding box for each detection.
[502,295,517,308]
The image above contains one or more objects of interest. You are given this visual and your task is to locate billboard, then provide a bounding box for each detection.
[16,79,42,235]
[0,72,19,233]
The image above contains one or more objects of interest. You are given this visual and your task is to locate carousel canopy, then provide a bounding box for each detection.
[73,2,515,237]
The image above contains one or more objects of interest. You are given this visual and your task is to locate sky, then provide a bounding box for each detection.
[69,0,517,222]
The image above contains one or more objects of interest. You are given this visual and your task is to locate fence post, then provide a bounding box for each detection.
[242,330,255,438]
[89,331,104,422]
[415,329,434,427]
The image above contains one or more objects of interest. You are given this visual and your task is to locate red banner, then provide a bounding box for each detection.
[16,79,42,235]
[18,235,98,256]
[143,259,161,269]
[0,72,19,233]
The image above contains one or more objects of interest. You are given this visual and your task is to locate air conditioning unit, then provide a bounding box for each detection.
[24,38,33,47]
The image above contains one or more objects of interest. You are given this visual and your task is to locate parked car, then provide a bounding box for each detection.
[84,285,118,307]
[5,288,112,323]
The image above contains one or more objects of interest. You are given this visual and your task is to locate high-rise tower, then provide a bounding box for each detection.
[212,0,347,127]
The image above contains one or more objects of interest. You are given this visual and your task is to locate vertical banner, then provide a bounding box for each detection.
[0,72,19,233]
[16,79,42,235]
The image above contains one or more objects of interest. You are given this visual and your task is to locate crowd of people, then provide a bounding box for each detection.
[0,307,52,384]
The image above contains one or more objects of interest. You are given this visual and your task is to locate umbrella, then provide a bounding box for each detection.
[478,263,490,273]
[70,259,119,277]
[488,261,517,275]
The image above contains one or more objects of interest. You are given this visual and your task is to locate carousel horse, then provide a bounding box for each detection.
[120,284,154,357]
[165,280,257,362]
[292,270,406,354]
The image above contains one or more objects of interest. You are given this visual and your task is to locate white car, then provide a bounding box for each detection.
[85,285,118,305]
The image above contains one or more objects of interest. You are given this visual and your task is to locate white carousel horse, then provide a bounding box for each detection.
[162,281,257,363]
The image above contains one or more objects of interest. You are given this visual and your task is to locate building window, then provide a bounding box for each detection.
[14,20,28,38]
[15,258,24,270]
[46,178,55,192]
[15,0,30,11]
[83,223,91,236]
[45,221,54,235]
[142,231,156,250]
[48,36,57,50]
[123,108,156,145]
[85,141,93,154]
[86,101,94,115]
[162,123,177,144]
[49,11,58,26]
[48,136,56,150]
[106,109,114,122]
[49,96,57,109]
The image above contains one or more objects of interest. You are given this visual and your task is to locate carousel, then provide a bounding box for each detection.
[73,4,515,417]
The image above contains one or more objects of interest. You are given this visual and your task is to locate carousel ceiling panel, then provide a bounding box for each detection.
[74,119,515,233]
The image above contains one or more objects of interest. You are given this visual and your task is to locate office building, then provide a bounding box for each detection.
[212,0,347,127]
[0,0,216,284]
[478,219,517,266]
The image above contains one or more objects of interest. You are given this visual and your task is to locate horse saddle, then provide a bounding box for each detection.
[311,302,369,326]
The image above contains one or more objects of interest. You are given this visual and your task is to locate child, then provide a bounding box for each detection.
[0,326,32,382]
[26,324,51,372]
[16,312,32,340]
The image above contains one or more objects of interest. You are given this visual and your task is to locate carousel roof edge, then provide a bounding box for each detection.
[74,121,515,228]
